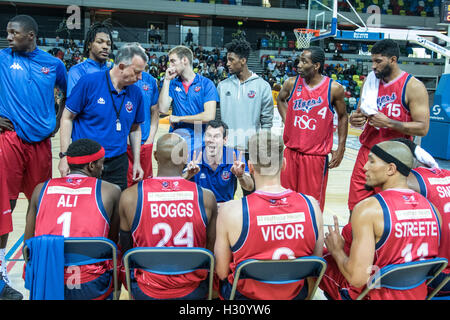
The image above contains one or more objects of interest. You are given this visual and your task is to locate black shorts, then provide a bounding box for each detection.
[102,152,128,191]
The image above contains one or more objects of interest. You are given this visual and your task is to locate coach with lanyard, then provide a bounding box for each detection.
[59,43,147,191]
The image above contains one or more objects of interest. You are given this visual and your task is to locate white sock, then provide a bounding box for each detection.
[0,248,5,270]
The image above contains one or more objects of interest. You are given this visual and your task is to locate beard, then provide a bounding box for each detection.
[374,64,392,79]
[364,184,374,192]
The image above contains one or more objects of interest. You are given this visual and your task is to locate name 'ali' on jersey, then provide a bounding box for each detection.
[283,76,334,155]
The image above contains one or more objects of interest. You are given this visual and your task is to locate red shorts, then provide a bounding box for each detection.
[0,153,12,236]
[0,130,52,201]
[127,144,153,187]
[348,144,381,211]
[280,147,328,211]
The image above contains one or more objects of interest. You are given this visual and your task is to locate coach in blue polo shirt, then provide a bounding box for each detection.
[158,45,218,157]
[183,120,253,202]
[59,43,147,190]
[67,21,113,96]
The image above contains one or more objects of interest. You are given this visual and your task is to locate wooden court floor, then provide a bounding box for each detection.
[4,122,361,300]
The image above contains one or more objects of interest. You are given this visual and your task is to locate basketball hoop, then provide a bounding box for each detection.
[294,28,320,49]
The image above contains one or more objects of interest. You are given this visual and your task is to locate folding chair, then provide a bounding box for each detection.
[123,247,215,300]
[24,237,119,300]
[229,256,327,300]
[356,257,448,300]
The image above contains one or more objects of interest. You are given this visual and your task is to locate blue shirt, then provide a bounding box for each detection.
[190,146,248,202]
[0,47,67,142]
[169,73,219,150]
[135,72,159,144]
[67,58,110,97]
[65,70,145,157]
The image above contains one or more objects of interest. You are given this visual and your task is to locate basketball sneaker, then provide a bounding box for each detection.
[0,271,23,300]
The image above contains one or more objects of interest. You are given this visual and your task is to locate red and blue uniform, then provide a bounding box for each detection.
[348,72,413,210]
[34,175,114,300]
[281,75,334,210]
[130,177,209,299]
[411,167,450,295]
[0,47,67,202]
[321,189,441,300]
[221,189,319,300]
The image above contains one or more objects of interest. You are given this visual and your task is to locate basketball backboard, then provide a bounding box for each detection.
[306,0,338,41]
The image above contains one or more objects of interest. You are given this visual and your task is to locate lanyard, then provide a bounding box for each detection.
[105,71,126,131]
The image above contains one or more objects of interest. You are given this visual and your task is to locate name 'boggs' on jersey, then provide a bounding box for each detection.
[147,191,195,218]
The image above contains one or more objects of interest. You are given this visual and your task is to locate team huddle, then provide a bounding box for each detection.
[0,14,448,300]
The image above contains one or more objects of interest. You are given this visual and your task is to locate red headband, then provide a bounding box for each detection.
[67,147,105,165]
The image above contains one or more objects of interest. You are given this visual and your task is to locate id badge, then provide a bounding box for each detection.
[116,120,122,132]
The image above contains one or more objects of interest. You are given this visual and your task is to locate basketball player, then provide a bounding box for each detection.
[158,45,218,155]
[404,142,450,297]
[119,133,218,300]
[0,15,67,297]
[24,139,121,300]
[348,39,429,213]
[277,46,348,211]
[320,140,442,300]
[67,21,113,97]
[214,131,324,300]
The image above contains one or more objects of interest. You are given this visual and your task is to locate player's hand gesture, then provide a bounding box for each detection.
[184,150,202,180]
[165,66,177,81]
[324,215,345,256]
[230,151,245,178]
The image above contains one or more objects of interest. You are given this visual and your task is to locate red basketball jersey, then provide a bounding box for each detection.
[359,72,413,148]
[35,175,111,285]
[283,76,334,155]
[412,167,450,274]
[370,189,441,300]
[131,177,209,299]
[35,175,110,238]
[228,190,319,300]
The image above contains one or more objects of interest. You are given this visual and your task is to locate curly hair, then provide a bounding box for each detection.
[225,38,251,61]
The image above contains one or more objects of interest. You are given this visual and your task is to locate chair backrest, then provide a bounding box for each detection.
[428,273,450,300]
[357,257,448,300]
[229,256,327,300]
[23,237,119,300]
[123,247,215,300]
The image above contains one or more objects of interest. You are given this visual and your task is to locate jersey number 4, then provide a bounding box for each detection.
[153,222,194,247]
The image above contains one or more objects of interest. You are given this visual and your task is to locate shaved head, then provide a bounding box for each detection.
[375,140,414,172]
[155,133,188,167]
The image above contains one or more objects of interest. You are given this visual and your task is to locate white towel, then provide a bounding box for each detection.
[415,145,440,169]
[360,71,380,116]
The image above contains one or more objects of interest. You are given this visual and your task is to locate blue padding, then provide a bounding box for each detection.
[369,258,447,291]
[64,237,116,266]
[236,257,326,284]
[126,247,212,275]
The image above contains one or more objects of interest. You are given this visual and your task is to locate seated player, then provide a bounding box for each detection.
[401,139,450,297]
[320,140,442,300]
[119,133,218,300]
[214,131,324,300]
[24,139,121,300]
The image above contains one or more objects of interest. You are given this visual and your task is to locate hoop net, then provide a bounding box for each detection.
[294,28,320,49]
